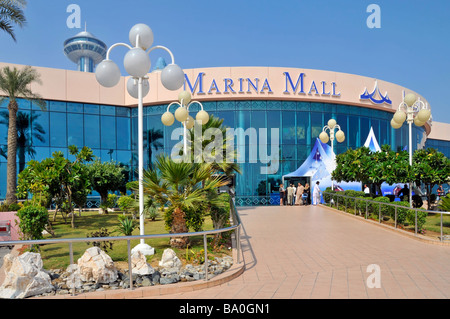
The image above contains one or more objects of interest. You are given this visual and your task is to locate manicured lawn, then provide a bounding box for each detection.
[36,210,232,270]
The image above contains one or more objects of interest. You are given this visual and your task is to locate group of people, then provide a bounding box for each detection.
[279,181,322,206]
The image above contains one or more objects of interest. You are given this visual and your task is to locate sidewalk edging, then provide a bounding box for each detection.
[320,204,450,246]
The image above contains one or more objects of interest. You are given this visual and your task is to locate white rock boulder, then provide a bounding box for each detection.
[0,252,54,299]
[158,248,182,268]
[131,251,154,275]
[77,247,118,283]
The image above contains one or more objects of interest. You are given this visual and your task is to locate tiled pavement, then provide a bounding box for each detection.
[32,204,450,299]
[147,204,450,299]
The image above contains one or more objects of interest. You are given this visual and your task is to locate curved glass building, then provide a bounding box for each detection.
[0,63,447,204]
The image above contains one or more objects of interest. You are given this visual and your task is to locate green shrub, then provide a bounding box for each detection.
[16,205,49,241]
[114,215,138,236]
[323,187,334,203]
[368,196,392,220]
[390,201,409,225]
[117,195,136,214]
[343,190,366,208]
[406,207,427,232]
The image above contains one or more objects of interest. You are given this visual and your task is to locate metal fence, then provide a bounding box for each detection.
[322,191,450,241]
[0,198,242,295]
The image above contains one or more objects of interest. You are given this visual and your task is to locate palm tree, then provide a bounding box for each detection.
[0,65,46,204]
[0,0,26,42]
[142,154,227,248]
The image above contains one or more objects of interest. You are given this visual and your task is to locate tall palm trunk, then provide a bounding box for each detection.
[170,207,190,248]
[5,100,18,205]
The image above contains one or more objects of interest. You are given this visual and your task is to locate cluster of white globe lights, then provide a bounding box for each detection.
[391,93,431,129]
[95,23,210,256]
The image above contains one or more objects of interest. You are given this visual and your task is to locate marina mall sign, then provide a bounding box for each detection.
[177,67,417,108]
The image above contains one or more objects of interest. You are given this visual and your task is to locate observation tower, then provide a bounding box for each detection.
[63,29,107,72]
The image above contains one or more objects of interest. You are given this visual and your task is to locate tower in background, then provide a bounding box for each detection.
[63,28,107,72]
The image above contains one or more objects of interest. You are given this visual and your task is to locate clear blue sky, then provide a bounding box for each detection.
[1,0,449,124]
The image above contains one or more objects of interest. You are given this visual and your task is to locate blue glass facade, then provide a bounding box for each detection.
[0,98,428,204]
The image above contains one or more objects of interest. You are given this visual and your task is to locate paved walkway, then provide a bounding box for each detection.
[146,204,450,299]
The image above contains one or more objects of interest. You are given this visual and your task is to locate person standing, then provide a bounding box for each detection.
[364,184,370,195]
[279,184,285,206]
[304,183,311,205]
[287,184,294,206]
[292,184,297,205]
[295,183,304,205]
[313,181,322,206]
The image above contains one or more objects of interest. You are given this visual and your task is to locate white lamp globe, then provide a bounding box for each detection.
[129,23,154,50]
[124,47,151,77]
[161,64,185,91]
[126,77,150,99]
[174,106,189,122]
[178,90,192,105]
[414,116,425,127]
[404,93,417,107]
[327,119,336,129]
[393,110,406,124]
[196,110,209,125]
[416,108,431,123]
[319,131,329,144]
[391,118,402,129]
[185,116,195,129]
[95,60,121,87]
[335,130,345,143]
[161,112,175,126]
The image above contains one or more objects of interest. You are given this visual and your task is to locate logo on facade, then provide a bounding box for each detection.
[360,80,392,105]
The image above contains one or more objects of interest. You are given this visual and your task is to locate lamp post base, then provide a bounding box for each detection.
[131,243,155,256]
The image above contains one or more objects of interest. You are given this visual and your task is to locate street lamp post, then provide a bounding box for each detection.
[94,23,185,255]
[161,90,210,160]
[391,92,431,208]
[319,119,345,190]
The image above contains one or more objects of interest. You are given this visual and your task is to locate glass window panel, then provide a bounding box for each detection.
[17,98,31,109]
[84,104,99,114]
[360,117,370,146]
[101,149,116,162]
[0,110,8,144]
[49,101,66,112]
[84,114,100,149]
[50,112,67,147]
[251,111,266,144]
[117,117,131,150]
[297,112,309,145]
[116,106,131,117]
[336,114,348,148]
[101,116,116,150]
[348,116,360,148]
[282,111,296,144]
[67,102,83,113]
[117,150,132,167]
[215,111,234,129]
[310,112,323,142]
[379,120,388,146]
[67,113,84,148]
[297,102,310,111]
[267,110,280,148]
[31,110,49,147]
[101,105,116,116]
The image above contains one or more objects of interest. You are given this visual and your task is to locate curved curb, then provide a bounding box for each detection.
[320,204,450,246]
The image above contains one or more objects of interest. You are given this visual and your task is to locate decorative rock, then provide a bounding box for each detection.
[77,247,118,284]
[65,264,82,289]
[158,248,182,268]
[0,252,54,299]
[131,251,154,275]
